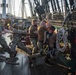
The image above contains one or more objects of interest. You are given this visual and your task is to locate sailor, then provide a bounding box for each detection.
[37,20,46,54]
[10,23,31,55]
[29,19,38,55]
[44,24,56,57]
[0,19,17,59]
[44,24,56,47]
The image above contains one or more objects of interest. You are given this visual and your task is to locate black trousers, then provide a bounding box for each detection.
[0,36,11,54]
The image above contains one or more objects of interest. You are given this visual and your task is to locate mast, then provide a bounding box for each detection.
[13,0,15,16]
[61,0,63,13]
[2,0,6,19]
[74,0,76,7]
[50,0,54,12]
[55,0,61,12]
[28,0,33,16]
[22,0,25,18]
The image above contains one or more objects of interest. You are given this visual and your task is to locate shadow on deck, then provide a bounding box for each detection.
[0,52,69,75]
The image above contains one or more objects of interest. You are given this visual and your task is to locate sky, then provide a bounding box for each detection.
[0,0,71,18]
[15,0,31,17]
[0,0,31,18]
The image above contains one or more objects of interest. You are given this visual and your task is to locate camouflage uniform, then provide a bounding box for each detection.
[0,25,16,58]
[11,28,31,54]
[29,25,38,54]
[37,25,46,53]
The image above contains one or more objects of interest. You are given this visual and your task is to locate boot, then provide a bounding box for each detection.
[9,51,18,62]
[40,49,44,55]
[26,48,32,55]
[10,51,17,58]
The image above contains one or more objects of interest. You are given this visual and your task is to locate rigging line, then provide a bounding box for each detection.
[12,0,15,16]
[61,0,63,13]
[28,0,33,16]
[8,0,12,14]
[24,4,27,18]
[18,0,22,17]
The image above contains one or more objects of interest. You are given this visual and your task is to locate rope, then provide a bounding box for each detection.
[56,28,68,52]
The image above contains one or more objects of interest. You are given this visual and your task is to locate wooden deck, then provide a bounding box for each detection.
[0,33,72,75]
[0,53,30,75]
[30,64,68,75]
[0,51,69,75]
